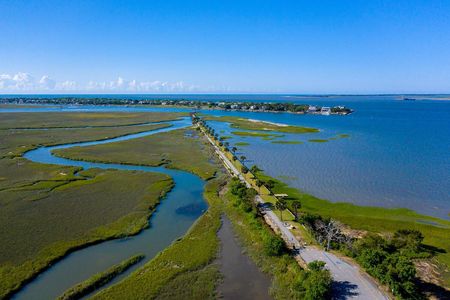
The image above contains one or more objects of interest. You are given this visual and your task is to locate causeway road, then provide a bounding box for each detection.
[199,124,389,300]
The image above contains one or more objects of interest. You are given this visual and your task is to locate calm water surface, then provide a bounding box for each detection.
[217,216,272,300]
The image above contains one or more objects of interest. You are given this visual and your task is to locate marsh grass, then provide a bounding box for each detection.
[0,112,186,129]
[202,115,319,133]
[0,112,190,298]
[53,128,217,180]
[232,131,285,138]
[234,142,250,146]
[0,123,172,158]
[0,164,173,298]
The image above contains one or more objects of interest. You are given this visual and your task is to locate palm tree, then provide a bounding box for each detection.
[275,199,287,222]
[250,165,261,174]
[240,155,246,162]
[241,165,249,174]
[292,200,301,221]
[255,179,263,193]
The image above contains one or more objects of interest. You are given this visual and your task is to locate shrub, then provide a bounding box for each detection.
[294,261,332,300]
[263,234,285,256]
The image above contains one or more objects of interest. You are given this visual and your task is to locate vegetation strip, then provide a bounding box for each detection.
[223,179,332,299]
[254,170,450,295]
[203,115,319,133]
[58,254,145,300]
[0,98,353,115]
[194,115,334,298]
[232,131,285,138]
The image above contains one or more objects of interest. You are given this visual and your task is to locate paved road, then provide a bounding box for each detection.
[199,124,389,299]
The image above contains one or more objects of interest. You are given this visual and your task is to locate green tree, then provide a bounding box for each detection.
[292,200,301,221]
[255,179,263,193]
[308,260,326,271]
[240,155,246,162]
[275,199,287,221]
[302,262,332,300]
[241,165,249,174]
[392,229,424,253]
[265,179,275,190]
[250,165,261,174]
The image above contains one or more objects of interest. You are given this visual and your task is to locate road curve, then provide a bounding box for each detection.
[199,123,389,300]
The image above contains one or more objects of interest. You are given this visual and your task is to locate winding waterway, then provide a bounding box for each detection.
[13,117,209,300]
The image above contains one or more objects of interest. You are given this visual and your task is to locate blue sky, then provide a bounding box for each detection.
[0,0,449,94]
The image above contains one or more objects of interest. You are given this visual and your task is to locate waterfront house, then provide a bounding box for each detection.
[307,105,318,113]
[321,107,331,115]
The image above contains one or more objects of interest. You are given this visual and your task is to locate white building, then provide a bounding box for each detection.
[321,107,331,115]
[308,105,318,112]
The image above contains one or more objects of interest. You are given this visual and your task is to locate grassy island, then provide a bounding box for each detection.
[232,131,285,138]
[202,115,319,133]
[53,128,217,180]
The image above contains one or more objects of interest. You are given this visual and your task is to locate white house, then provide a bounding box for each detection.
[321,107,331,115]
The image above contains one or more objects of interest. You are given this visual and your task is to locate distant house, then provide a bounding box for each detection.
[307,105,318,113]
[321,107,331,115]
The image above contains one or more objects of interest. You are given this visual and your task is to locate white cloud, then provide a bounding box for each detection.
[57,80,77,90]
[0,72,36,90]
[0,73,200,93]
[39,75,56,90]
[86,77,198,92]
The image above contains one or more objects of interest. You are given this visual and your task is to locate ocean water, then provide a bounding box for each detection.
[2,94,449,219]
